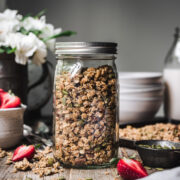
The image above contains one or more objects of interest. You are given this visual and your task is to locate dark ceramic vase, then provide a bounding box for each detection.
[0,53,52,124]
[0,53,28,103]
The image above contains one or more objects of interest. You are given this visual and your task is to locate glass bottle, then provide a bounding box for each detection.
[164,27,180,121]
[53,42,119,168]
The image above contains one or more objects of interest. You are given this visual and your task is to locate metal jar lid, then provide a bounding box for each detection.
[55,42,117,55]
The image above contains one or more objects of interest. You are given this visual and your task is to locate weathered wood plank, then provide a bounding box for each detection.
[43,169,71,180]
[0,169,71,180]
[22,172,45,180]
[69,168,120,180]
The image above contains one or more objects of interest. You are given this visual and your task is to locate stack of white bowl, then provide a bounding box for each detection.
[119,72,164,125]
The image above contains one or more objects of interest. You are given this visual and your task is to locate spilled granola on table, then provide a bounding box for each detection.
[0,146,65,177]
[54,65,118,167]
[0,148,7,158]
[119,123,180,142]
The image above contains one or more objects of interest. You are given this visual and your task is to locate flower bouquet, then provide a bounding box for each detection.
[0,9,76,65]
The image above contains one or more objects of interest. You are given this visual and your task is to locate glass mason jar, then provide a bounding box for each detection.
[164,27,180,121]
[53,42,119,168]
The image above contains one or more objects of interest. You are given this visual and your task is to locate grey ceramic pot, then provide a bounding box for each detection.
[0,104,26,149]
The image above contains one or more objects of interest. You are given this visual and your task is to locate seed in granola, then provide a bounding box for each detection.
[48,157,54,166]
[25,177,33,180]
[58,177,66,180]
[78,119,85,126]
[94,147,101,152]
[62,97,66,105]
[62,90,68,95]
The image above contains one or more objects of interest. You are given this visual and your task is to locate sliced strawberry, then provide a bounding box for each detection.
[117,158,148,180]
[12,145,35,162]
[0,89,21,109]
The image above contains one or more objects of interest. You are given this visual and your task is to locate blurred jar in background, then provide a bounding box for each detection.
[164,27,180,121]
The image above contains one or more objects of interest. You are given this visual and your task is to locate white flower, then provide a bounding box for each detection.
[32,37,47,65]
[21,16,46,31]
[42,24,61,51]
[3,32,47,65]
[21,16,61,51]
[0,9,66,65]
[0,9,21,41]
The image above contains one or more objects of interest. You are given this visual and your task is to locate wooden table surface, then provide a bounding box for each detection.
[0,148,157,180]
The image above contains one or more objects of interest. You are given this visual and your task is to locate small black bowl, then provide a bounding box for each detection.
[135,140,180,168]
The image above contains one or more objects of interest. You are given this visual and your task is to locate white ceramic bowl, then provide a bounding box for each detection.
[119,98,162,125]
[119,72,162,85]
[120,86,164,98]
[0,104,26,149]
[120,83,163,89]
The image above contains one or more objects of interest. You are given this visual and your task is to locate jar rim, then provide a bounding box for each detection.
[55,42,117,55]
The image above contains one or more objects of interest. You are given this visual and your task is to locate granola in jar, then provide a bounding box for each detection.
[53,42,119,168]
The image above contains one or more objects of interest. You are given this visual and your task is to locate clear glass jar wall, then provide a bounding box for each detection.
[53,42,119,168]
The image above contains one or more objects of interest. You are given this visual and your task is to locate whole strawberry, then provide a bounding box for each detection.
[117,158,148,180]
[12,145,35,162]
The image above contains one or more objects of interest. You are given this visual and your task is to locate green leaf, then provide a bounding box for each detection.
[0,46,16,54]
[43,31,77,41]
[34,9,47,19]
[6,47,16,54]
[19,27,29,35]
[19,27,42,37]
[30,29,42,36]
[0,47,5,53]
[21,13,31,21]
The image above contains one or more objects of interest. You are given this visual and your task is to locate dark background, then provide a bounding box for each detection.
[1,0,180,116]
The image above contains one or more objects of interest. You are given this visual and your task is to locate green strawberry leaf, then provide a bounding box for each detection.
[34,144,42,149]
